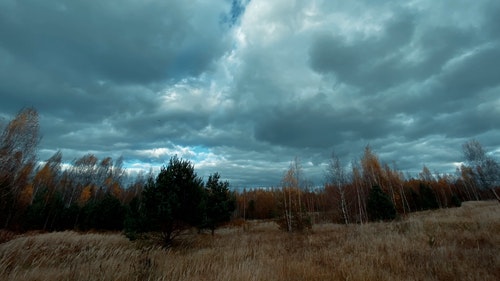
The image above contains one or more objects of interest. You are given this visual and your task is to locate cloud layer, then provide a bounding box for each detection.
[1,0,499,188]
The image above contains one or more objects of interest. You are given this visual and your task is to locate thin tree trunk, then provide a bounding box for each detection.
[355,181,364,224]
[462,181,473,201]
[287,189,292,232]
[491,188,500,203]
[400,184,411,213]
[340,189,349,225]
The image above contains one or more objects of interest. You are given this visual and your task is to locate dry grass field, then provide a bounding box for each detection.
[1,201,499,281]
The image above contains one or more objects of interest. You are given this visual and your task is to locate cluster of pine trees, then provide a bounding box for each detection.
[1,108,499,245]
[125,157,236,247]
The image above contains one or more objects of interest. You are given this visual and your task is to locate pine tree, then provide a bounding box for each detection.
[124,156,205,248]
[367,185,396,222]
[203,173,236,235]
[419,183,439,210]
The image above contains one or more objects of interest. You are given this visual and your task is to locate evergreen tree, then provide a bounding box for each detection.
[450,194,462,208]
[366,185,396,222]
[125,156,205,247]
[203,173,236,235]
[419,183,439,210]
[80,193,125,231]
[124,196,148,240]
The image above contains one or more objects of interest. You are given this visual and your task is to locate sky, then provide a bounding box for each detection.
[1,0,499,188]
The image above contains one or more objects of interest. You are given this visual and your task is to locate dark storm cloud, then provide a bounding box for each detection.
[309,11,417,91]
[0,0,229,84]
[437,45,500,98]
[253,96,402,148]
[0,0,230,120]
[0,0,231,158]
[1,0,499,187]
[303,1,498,143]
[224,0,499,185]
[307,10,491,96]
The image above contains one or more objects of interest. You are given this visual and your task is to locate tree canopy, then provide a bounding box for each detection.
[203,173,236,235]
[125,156,205,247]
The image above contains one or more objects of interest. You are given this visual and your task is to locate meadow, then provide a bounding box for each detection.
[0,201,499,281]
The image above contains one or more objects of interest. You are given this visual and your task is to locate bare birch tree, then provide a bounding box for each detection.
[0,108,40,228]
[325,152,349,225]
[462,140,500,201]
[277,158,311,232]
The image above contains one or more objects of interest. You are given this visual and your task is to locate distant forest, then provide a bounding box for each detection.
[1,108,499,242]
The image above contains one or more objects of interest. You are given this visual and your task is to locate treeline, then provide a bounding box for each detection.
[235,141,499,227]
[232,139,499,228]
[0,109,235,238]
[0,108,137,231]
[234,148,496,226]
[1,108,499,240]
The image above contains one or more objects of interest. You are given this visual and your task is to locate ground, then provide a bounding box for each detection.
[0,201,499,281]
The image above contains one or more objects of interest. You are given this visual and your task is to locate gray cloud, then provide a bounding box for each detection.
[309,11,417,91]
[1,0,499,187]
[0,0,229,83]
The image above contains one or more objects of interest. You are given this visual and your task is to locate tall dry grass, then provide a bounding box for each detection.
[1,201,499,281]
